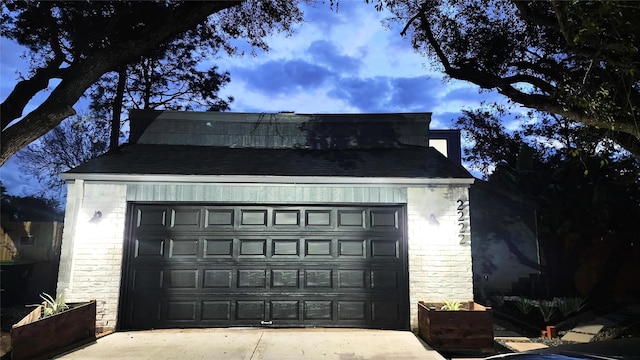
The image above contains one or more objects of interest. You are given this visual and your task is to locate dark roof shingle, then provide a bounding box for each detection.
[66,144,472,179]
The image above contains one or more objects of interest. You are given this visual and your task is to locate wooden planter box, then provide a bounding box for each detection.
[418,301,493,350]
[11,300,96,360]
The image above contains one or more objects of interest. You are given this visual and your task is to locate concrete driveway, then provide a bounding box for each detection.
[54,328,446,360]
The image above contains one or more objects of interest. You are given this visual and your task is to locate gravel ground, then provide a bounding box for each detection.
[495,331,575,350]
[495,316,640,352]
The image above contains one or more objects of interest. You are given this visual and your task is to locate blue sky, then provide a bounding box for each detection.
[0,1,506,198]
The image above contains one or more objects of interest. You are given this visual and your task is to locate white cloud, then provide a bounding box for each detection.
[1,1,511,197]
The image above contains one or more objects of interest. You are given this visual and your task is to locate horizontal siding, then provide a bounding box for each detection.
[126,184,407,203]
[133,111,431,148]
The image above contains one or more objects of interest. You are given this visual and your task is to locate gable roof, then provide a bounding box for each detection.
[63,111,473,184]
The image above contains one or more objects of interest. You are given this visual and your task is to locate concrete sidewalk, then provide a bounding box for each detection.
[54,328,446,360]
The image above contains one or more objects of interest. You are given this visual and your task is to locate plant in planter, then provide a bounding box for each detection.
[11,293,96,360]
[441,300,463,311]
[418,300,493,350]
[39,293,70,318]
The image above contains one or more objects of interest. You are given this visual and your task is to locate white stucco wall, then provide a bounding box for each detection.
[407,186,473,331]
[57,181,473,331]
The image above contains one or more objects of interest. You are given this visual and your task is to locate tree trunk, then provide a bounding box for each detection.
[110,67,127,153]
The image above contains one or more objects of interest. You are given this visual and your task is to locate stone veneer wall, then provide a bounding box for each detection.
[58,181,472,331]
[407,186,473,331]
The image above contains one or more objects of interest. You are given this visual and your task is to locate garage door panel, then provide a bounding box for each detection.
[338,210,365,227]
[338,301,366,320]
[203,238,233,257]
[132,269,164,291]
[132,266,405,294]
[134,238,164,258]
[371,270,398,289]
[338,240,365,257]
[304,269,333,288]
[239,239,267,256]
[370,210,399,228]
[170,208,201,230]
[124,204,408,329]
[303,300,333,320]
[271,269,299,288]
[203,269,233,288]
[131,300,161,324]
[167,301,197,321]
[168,269,198,289]
[240,210,268,226]
[370,239,399,258]
[372,301,399,322]
[273,210,300,226]
[205,209,234,227]
[136,207,167,229]
[236,300,265,320]
[126,296,403,328]
[169,238,199,258]
[338,270,366,288]
[270,300,300,320]
[202,301,231,320]
[272,239,300,256]
[305,210,332,227]
[237,269,267,288]
[304,239,332,256]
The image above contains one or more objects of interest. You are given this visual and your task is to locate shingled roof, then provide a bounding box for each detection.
[63,111,472,181]
[66,144,471,179]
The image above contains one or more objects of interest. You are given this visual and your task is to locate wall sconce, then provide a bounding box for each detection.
[89,211,102,223]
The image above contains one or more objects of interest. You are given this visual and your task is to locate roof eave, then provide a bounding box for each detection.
[60,173,475,186]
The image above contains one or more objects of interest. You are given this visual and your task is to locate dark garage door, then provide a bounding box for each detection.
[120,204,408,330]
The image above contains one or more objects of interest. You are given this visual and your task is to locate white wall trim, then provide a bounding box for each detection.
[62,174,474,186]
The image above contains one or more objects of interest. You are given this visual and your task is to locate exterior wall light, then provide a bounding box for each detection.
[89,211,102,223]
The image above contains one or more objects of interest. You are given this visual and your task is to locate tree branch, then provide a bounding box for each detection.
[450,62,640,153]
[502,73,555,94]
[1,1,242,165]
[1,54,65,129]
[411,1,640,157]
[547,1,573,46]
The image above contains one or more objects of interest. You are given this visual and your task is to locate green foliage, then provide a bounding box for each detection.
[15,115,110,200]
[553,297,587,317]
[88,51,234,124]
[376,0,640,157]
[40,292,69,318]
[455,107,640,300]
[456,101,639,304]
[0,184,63,221]
[535,300,557,323]
[507,296,588,324]
[441,300,463,311]
[455,106,523,175]
[514,297,535,315]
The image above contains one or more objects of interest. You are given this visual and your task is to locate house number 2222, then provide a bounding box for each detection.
[456,199,470,245]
